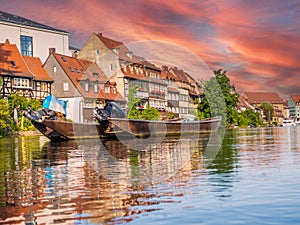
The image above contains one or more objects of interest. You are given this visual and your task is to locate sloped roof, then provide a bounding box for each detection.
[23,56,53,82]
[169,67,189,83]
[238,95,255,110]
[0,40,33,78]
[52,53,124,101]
[0,10,68,34]
[53,53,103,98]
[291,95,300,105]
[244,92,283,104]
[96,33,123,49]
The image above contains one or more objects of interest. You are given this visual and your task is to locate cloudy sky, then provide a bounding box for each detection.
[2,0,300,98]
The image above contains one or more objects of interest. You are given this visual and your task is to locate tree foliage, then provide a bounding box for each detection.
[127,85,141,119]
[127,85,160,120]
[198,69,239,127]
[0,99,12,136]
[260,102,274,124]
[140,105,160,120]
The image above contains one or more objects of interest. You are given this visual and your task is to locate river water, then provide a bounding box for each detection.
[0,127,300,224]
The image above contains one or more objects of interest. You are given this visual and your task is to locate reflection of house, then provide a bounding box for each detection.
[288,95,300,122]
[243,92,284,124]
[43,52,124,122]
[0,10,71,63]
[0,40,52,99]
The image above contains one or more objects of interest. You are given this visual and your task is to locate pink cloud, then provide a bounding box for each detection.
[1,0,300,98]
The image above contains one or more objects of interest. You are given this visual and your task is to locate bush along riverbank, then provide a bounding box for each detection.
[0,93,42,138]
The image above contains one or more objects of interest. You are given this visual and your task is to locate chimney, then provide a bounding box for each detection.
[98,33,102,36]
[49,48,56,55]
[5,39,10,44]
[72,51,78,58]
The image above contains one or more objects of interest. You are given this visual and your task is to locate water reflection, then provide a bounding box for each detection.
[0,134,214,224]
[1,127,300,224]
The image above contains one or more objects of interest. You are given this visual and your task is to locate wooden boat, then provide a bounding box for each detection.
[23,102,221,140]
[106,117,221,138]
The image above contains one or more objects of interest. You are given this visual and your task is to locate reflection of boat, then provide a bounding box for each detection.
[24,102,221,140]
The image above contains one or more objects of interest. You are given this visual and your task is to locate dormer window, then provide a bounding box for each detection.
[126,51,133,59]
[113,48,119,54]
[94,84,98,93]
[85,82,89,92]
[105,86,110,93]
[69,67,74,72]
[10,60,16,67]
[76,68,80,74]
[61,56,67,62]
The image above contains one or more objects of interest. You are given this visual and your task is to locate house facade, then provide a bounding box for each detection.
[288,95,300,122]
[0,40,52,99]
[0,10,71,63]
[243,92,284,125]
[43,52,124,122]
[78,33,202,118]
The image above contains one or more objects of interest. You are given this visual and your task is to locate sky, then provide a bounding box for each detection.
[1,0,300,99]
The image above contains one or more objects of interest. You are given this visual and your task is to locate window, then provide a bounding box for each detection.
[20,35,33,56]
[85,83,89,92]
[10,61,16,67]
[105,86,110,93]
[94,84,98,93]
[96,49,100,55]
[109,64,113,71]
[13,78,30,88]
[63,83,69,91]
[53,66,57,72]
[69,67,74,72]
[61,56,67,62]
[92,73,99,77]
[76,68,80,74]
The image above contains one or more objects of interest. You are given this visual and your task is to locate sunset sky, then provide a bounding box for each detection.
[1,0,300,98]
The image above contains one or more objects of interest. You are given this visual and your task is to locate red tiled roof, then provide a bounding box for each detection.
[244,92,283,104]
[291,95,300,105]
[96,33,123,49]
[169,67,189,83]
[53,52,125,101]
[23,56,53,82]
[0,40,33,78]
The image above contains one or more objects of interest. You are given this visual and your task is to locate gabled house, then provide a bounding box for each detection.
[78,33,168,112]
[43,52,124,122]
[0,39,52,99]
[0,10,71,63]
[288,95,300,122]
[243,92,284,125]
[167,67,192,116]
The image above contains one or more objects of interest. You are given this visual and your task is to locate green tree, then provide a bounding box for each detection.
[7,93,42,131]
[127,85,141,119]
[140,105,160,120]
[260,102,274,125]
[198,69,239,127]
[0,99,12,136]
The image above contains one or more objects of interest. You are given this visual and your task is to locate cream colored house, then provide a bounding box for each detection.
[0,10,71,63]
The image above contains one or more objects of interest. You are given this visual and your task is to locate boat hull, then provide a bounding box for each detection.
[27,114,221,140]
[30,119,119,140]
[108,117,221,138]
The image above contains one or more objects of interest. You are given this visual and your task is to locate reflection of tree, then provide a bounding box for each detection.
[206,129,238,198]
